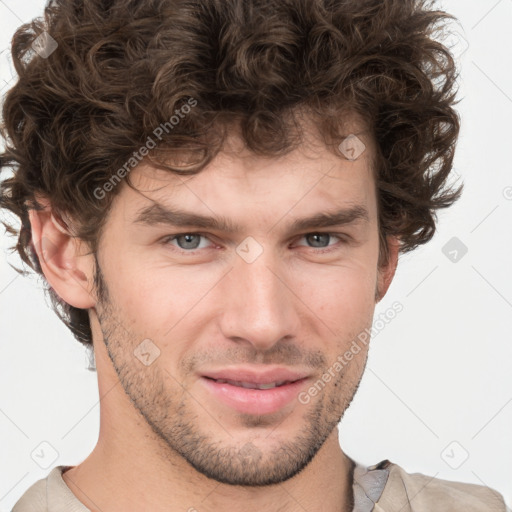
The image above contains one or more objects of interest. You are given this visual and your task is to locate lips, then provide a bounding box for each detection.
[201,366,309,386]
[204,378,295,390]
[199,366,311,415]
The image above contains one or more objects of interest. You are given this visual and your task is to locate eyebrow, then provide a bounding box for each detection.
[133,202,370,233]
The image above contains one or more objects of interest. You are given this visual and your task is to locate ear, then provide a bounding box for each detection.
[28,195,97,309]
[376,235,400,303]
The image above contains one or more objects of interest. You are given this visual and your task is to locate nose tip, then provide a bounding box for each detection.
[218,257,300,352]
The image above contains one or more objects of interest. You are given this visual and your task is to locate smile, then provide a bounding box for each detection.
[208,378,296,390]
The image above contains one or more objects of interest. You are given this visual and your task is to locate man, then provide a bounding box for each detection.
[1,0,507,510]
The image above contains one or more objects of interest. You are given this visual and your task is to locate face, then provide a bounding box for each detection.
[89,123,394,486]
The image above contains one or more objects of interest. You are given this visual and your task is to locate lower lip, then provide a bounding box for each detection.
[200,377,309,415]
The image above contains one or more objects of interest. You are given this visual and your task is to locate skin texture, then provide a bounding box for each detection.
[29,120,399,512]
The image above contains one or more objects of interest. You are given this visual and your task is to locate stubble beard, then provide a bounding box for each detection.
[92,260,365,487]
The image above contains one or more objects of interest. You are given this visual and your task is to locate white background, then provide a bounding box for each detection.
[0,0,511,509]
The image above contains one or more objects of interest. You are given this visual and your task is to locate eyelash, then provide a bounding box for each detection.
[159,232,348,254]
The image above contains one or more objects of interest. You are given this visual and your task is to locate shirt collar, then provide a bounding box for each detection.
[351,459,390,511]
[48,460,390,512]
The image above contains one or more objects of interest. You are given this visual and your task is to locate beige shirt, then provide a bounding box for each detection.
[12,459,509,512]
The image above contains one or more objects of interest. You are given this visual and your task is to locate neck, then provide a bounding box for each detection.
[62,404,354,512]
[62,330,355,512]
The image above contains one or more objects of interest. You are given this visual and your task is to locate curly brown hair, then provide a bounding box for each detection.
[0,0,462,348]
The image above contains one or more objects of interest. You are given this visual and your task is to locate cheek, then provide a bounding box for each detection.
[106,259,222,341]
[105,258,196,314]
[292,260,378,330]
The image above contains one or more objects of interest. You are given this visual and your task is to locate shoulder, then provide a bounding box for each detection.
[375,460,508,512]
[11,466,76,512]
[11,475,48,512]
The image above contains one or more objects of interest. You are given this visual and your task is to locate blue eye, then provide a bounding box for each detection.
[300,233,339,248]
[296,233,343,249]
[160,232,347,254]
[162,233,213,251]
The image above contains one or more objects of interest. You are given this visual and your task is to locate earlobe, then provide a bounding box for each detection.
[28,196,97,309]
[376,236,400,303]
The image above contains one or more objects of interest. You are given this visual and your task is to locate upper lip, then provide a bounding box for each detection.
[201,366,310,385]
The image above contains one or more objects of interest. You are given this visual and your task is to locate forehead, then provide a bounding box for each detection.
[113,116,377,229]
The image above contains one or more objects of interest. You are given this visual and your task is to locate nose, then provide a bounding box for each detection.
[217,247,301,352]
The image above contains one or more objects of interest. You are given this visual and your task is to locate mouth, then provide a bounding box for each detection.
[200,374,310,415]
[203,377,300,390]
